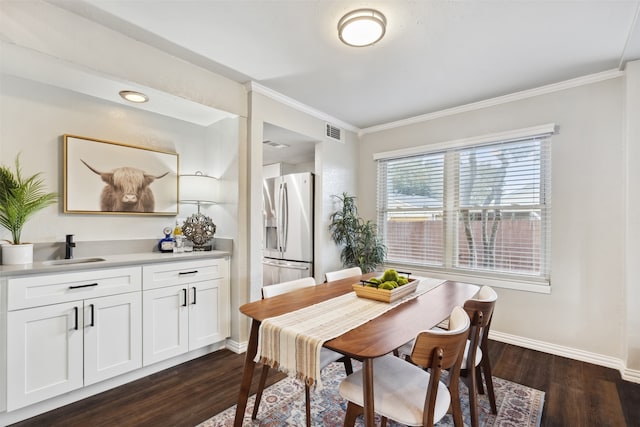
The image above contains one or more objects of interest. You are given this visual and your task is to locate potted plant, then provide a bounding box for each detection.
[329,192,387,273]
[0,154,58,264]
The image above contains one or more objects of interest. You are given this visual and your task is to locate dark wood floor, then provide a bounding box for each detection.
[11,341,640,427]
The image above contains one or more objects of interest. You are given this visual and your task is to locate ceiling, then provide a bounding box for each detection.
[52,0,640,131]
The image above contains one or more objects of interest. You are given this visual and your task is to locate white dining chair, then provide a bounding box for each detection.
[253,276,353,427]
[324,266,362,282]
[339,306,471,426]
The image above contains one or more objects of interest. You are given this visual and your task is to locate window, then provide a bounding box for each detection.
[376,125,553,285]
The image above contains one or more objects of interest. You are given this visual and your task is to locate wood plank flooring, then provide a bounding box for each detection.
[10,341,640,427]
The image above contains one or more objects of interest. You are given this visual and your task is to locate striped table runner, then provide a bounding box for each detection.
[254,277,446,389]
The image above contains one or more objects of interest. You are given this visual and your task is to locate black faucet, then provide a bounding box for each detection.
[65,234,76,259]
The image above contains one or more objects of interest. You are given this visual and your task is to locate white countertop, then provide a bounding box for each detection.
[0,250,231,277]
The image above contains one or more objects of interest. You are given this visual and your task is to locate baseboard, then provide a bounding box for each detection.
[225,338,247,354]
[489,330,640,384]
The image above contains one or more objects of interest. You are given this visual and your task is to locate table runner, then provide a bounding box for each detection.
[254,277,446,389]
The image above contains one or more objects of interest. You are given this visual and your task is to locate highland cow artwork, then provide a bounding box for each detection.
[64,135,178,215]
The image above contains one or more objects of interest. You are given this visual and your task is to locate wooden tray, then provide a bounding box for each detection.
[352,278,418,303]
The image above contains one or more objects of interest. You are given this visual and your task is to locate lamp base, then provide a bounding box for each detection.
[193,245,213,251]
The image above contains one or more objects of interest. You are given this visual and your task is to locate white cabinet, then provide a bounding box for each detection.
[5,267,142,411]
[142,258,230,366]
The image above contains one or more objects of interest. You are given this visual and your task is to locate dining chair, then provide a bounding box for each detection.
[253,276,353,427]
[393,285,497,426]
[338,306,471,427]
[324,266,362,282]
[459,285,498,426]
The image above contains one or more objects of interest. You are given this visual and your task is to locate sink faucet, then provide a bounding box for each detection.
[65,234,76,259]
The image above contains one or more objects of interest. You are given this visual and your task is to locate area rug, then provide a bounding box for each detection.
[199,361,544,426]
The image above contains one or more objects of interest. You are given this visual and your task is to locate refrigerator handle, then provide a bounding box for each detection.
[282,182,288,253]
[277,182,283,253]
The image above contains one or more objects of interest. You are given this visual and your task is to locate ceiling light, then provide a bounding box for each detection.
[338,8,386,47]
[119,90,149,103]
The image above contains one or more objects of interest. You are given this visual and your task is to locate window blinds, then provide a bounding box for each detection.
[376,126,552,282]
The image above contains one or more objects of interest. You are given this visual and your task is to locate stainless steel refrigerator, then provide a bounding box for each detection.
[262,172,314,286]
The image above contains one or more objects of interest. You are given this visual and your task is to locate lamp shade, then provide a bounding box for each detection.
[179,172,218,204]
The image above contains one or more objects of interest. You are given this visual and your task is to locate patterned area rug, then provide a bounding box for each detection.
[199,361,544,426]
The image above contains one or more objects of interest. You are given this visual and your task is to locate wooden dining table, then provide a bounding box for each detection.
[233,273,479,427]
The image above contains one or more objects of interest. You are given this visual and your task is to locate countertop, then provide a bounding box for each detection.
[0,250,231,277]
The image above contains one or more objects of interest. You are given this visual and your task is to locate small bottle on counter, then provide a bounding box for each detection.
[173,221,184,253]
[158,226,175,253]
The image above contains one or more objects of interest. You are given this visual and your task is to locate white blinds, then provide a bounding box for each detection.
[377,128,552,281]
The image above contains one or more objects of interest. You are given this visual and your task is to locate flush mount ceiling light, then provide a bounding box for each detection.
[119,90,149,103]
[338,8,386,47]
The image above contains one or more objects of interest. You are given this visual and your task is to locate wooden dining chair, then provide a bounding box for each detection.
[338,306,471,427]
[324,266,362,282]
[460,285,498,427]
[253,276,353,427]
[396,285,498,427]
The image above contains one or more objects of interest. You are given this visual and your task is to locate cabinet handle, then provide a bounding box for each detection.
[192,286,197,305]
[179,270,198,276]
[69,283,99,290]
[90,304,95,327]
[182,288,188,307]
[73,306,79,330]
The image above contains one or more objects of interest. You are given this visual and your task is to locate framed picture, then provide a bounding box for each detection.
[63,135,179,215]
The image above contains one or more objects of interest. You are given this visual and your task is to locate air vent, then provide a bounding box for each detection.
[325,123,342,142]
[263,140,289,149]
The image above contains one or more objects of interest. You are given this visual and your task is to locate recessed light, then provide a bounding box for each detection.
[338,8,386,47]
[119,90,149,103]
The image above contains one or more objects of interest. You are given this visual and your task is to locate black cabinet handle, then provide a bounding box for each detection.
[90,304,95,327]
[178,270,198,276]
[182,288,188,307]
[69,283,99,290]
[73,306,79,330]
[192,286,197,305]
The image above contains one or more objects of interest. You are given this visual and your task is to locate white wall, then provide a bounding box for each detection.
[359,76,634,373]
[624,61,640,373]
[0,74,210,243]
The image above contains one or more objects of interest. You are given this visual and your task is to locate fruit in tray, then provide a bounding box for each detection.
[363,269,410,289]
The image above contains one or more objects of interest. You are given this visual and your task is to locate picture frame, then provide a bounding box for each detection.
[63,135,179,215]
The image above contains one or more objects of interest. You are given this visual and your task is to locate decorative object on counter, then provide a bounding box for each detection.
[0,154,58,265]
[179,171,218,251]
[328,192,387,273]
[158,226,175,253]
[173,221,184,253]
[63,135,178,215]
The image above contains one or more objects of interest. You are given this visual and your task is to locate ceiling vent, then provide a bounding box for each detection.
[325,123,343,142]
[263,140,289,149]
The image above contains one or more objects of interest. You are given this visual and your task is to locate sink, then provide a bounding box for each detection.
[42,257,106,266]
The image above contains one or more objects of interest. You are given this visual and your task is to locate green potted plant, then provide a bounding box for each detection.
[329,192,387,273]
[0,154,58,264]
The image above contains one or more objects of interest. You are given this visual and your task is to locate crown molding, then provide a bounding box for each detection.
[361,69,624,136]
[245,81,360,134]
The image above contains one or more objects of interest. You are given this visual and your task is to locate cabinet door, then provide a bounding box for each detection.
[188,278,229,350]
[84,293,142,385]
[7,301,84,411]
[142,285,189,366]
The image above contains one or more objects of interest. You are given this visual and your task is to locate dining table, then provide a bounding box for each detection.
[233,273,480,427]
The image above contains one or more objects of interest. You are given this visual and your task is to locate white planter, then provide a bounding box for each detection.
[2,243,34,265]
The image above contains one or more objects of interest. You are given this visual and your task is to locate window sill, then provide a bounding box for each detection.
[383,263,551,294]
